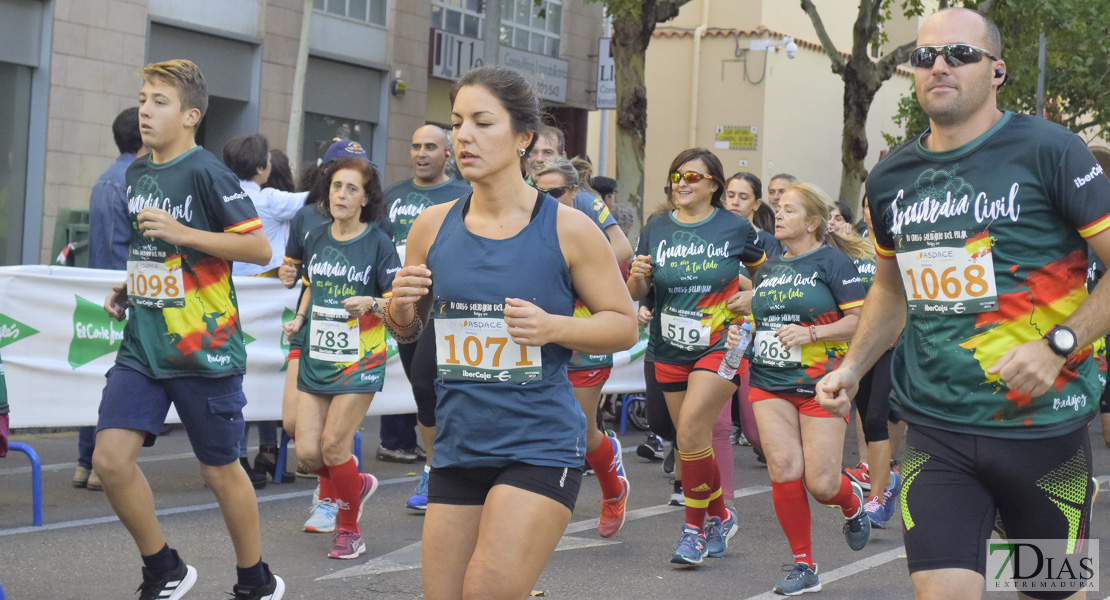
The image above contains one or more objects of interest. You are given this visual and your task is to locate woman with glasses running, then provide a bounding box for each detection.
[387,65,637,600]
[725,182,872,595]
[533,156,631,538]
[628,148,766,566]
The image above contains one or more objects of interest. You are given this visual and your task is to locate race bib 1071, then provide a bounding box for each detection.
[435,300,542,383]
[895,228,998,315]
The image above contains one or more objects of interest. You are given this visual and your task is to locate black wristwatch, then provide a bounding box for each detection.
[1044,325,1077,358]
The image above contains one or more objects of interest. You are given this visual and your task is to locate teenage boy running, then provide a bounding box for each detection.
[95,59,283,600]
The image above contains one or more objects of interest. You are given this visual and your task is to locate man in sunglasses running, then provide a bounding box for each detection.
[817,8,1110,600]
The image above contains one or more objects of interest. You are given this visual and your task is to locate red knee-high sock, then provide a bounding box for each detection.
[772,478,813,567]
[815,474,860,518]
[315,465,333,502]
[330,458,363,533]
[681,448,721,529]
[586,435,623,499]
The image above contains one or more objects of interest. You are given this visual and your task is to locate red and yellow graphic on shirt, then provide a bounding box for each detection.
[964,230,994,260]
[336,311,389,385]
[694,276,741,349]
[161,256,239,359]
[959,249,1103,423]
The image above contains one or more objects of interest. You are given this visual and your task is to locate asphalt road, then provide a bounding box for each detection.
[2,418,1108,600]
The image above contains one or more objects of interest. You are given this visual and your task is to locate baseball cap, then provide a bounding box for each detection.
[322,139,369,164]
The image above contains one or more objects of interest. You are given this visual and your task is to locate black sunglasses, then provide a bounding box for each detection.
[539,185,572,199]
[670,171,715,185]
[909,43,998,68]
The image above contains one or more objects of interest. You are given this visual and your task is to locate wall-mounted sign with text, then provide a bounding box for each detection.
[715,125,758,151]
[596,38,616,109]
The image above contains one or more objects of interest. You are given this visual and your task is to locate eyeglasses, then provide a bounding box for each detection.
[909,44,998,68]
[538,185,572,199]
[670,171,715,185]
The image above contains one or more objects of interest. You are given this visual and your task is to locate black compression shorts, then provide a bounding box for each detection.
[428,462,583,512]
[901,423,1094,600]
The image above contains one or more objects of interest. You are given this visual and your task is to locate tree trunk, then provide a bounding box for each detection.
[838,57,881,210]
[611,11,652,243]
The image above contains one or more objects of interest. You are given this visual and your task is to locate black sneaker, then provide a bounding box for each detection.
[636,434,665,461]
[240,457,267,490]
[662,445,676,475]
[136,554,197,600]
[231,566,285,600]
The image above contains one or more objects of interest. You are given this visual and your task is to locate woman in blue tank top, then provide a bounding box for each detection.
[383,65,638,600]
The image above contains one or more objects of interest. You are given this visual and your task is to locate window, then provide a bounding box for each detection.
[314,0,385,26]
[500,0,561,58]
[432,0,563,58]
[301,113,375,170]
[432,0,483,38]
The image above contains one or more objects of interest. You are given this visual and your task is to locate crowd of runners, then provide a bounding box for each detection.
[2,5,1108,600]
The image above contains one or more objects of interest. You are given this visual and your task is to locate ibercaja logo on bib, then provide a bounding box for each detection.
[986,539,1099,593]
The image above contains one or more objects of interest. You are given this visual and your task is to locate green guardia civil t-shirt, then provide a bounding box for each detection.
[636,208,767,364]
[116,147,262,378]
[748,245,865,395]
[866,112,1110,437]
[384,178,471,246]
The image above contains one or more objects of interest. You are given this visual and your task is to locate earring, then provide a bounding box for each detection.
[518,148,526,157]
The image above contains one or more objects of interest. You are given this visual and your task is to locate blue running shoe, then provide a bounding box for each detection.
[773,562,821,596]
[669,525,708,566]
[868,470,903,529]
[705,507,738,558]
[843,481,871,551]
[604,430,626,478]
[406,470,429,512]
[303,499,337,533]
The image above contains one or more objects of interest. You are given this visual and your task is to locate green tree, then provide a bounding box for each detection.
[801,0,949,205]
[585,0,694,237]
[885,0,1110,147]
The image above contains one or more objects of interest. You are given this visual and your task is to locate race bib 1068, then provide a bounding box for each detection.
[126,259,185,309]
[895,228,998,315]
[435,300,542,383]
[309,305,360,363]
[661,307,711,351]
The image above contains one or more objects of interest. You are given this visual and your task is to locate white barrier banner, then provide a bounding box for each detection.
[0,266,647,428]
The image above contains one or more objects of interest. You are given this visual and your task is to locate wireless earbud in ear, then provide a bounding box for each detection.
[995,68,1005,78]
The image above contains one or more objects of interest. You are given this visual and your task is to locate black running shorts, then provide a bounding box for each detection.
[428,462,583,512]
[901,423,1094,600]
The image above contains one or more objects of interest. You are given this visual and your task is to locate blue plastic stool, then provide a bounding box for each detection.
[274,430,361,483]
[7,442,44,526]
[619,393,646,435]
[0,578,6,600]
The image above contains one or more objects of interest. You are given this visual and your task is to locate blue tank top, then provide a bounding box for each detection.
[428,191,583,468]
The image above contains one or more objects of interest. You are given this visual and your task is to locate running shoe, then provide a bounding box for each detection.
[669,525,708,566]
[843,481,872,551]
[704,507,738,558]
[328,529,366,559]
[303,499,338,533]
[357,473,379,522]
[662,446,676,475]
[231,564,285,600]
[605,430,627,478]
[406,471,429,512]
[729,424,742,445]
[637,434,666,461]
[843,462,870,491]
[376,444,417,463]
[866,470,902,529]
[136,553,197,600]
[737,432,751,447]
[773,562,821,596]
[669,479,685,506]
[598,476,630,538]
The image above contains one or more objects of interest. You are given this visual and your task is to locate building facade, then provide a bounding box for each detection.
[1,0,605,265]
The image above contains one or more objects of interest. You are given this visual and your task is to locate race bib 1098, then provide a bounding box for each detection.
[127,258,185,309]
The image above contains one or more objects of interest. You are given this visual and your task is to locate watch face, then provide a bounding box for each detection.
[1052,328,1076,350]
